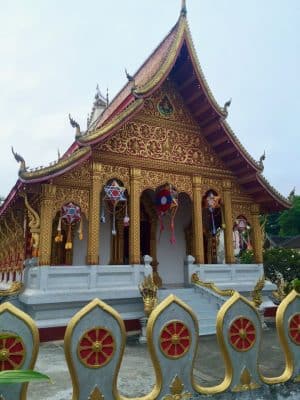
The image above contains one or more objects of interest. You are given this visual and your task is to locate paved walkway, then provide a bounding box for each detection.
[25,323,287,400]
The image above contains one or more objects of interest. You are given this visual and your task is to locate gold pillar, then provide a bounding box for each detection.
[251,204,263,264]
[192,176,205,264]
[129,167,141,264]
[39,184,56,266]
[87,162,102,265]
[222,180,235,264]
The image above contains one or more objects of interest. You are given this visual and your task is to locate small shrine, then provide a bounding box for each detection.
[0,1,290,334]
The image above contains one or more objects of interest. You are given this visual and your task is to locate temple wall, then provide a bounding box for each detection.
[72,215,88,266]
[157,193,192,285]
[99,212,112,265]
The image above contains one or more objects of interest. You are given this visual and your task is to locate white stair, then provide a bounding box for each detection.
[158,287,226,336]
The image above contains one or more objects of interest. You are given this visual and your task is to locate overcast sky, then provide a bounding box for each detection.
[0,0,299,199]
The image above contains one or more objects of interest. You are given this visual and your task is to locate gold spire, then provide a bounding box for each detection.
[181,0,187,17]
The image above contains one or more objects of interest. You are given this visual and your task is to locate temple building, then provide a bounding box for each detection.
[0,1,290,335]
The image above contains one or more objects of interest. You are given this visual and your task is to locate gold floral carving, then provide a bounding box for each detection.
[0,209,25,271]
[139,170,192,199]
[87,165,103,265]
[129,168,141,264]
[54,161,92,188]
[39,184,57,266]
[200,177,223,196]
[98,81,226,173]
[163,375,192,400]
[231,202,252,222]
[88,386,104,400]
[23,193,40,256]
[101,164,130,191]
[52,187,89,218]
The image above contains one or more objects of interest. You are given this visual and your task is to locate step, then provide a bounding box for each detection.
[157,287,224,336]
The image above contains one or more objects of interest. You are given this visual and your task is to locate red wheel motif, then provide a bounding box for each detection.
[229,317,256,352]
[0,333,25,371]
[160,321,191,359]
[77,327,115,368]
[288,314,300,345]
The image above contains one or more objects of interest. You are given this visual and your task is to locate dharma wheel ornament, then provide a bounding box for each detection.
[288,313,300,345]
[102,180,128,235]
[55,202,82,249]
[77,327,115,368]
[0,333,25,371]
[159,321,191,359]
[155,184,178,244]
[229,317,256,352]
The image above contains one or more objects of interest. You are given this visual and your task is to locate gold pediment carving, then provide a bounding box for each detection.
[97,81,227,171]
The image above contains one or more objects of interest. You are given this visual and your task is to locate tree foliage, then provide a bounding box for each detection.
[240,248,300,283]
[279,195,300,236]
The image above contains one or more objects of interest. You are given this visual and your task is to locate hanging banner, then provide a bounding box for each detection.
[155,184,178,244]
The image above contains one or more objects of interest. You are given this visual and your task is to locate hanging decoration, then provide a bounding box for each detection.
[204,191,221,236]
[233,216,252,253]
[55,202,82,250]
[102,180,128,235]
[155,184,178,244]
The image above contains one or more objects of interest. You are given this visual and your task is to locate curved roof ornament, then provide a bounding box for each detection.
[68,114,81,139]
[223,98,232,117]
[11,146,27,173]
[258,150,266,171]
[288,187,296,201]
[181,0,187,17]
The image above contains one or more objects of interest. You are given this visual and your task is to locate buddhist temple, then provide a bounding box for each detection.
[0,1,290,336]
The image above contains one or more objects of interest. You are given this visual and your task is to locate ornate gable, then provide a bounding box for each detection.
[96,80,228,172]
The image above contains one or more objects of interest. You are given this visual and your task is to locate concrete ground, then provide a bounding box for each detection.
[26,323,286,400]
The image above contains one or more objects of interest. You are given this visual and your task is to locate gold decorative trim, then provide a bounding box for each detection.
[191,273,235,297]
[146,295,199,400]
[0,302,39,400]
[19,147,91,180]
[232,367,260,392]
[0,282,23,297]
[163,375,192,399]
[262,290,299,384]
[79,99,144,144]
[64,298,126,400]
[195,292,259,395]
[89,386,104,400]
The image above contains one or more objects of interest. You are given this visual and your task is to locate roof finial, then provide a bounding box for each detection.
[258,150,266,171]
[181,0,187,17]
[69,114,81,139]
[11,147,27,173]
[106,88,109,106]
[288,187,296,201]
[223,98,232,115]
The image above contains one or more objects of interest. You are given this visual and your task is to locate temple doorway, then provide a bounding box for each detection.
[157,192,192,286]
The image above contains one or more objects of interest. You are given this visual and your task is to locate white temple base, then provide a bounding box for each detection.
[185,260,276,293]
[19,264,150,328]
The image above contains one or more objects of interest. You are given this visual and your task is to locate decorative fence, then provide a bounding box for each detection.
[0,290,299,400]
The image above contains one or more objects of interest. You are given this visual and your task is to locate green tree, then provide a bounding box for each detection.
[264,212,281,236]
[279,195,300,237]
